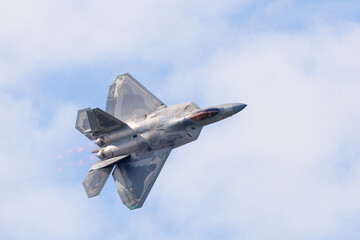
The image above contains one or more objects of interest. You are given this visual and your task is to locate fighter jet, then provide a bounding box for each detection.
[75,73,246,210]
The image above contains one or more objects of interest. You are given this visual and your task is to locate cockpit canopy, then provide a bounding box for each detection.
[189,108,219,121]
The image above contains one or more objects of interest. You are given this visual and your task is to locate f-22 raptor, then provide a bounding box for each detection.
[75,73,246,210]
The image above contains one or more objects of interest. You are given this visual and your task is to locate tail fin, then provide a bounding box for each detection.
[75,108,128,139]
[75,108,92,139]
[86,108,127,135]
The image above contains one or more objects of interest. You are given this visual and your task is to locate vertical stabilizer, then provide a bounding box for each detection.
[75,108,92,139]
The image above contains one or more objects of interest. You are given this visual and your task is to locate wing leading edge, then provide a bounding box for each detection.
[112,148,172,210]
[106,73,166,122]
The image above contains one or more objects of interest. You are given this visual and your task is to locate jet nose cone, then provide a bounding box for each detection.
[232,103,247,114]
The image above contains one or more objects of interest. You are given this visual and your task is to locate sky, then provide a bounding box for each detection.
[0,0,360,239]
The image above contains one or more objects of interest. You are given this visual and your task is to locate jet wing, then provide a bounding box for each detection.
[112,148,171,210]
[106,73,166,122]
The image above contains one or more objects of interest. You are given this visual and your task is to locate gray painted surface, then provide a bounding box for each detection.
[75,73,246,210]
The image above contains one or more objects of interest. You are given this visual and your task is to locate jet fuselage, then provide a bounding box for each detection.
[75,73,247,210]
[95,102,246,160]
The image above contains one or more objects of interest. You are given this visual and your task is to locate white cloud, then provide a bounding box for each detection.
[1,0,360,239]
[0,184,108,240]
[0,0,249,88]
[0,93,110,239]
[152,23,360,239]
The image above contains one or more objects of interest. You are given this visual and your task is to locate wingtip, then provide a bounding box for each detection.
[124,202,141,210]
[115,73,131,81]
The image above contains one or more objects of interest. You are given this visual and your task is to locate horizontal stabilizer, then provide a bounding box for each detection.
[83,166,113,198]
[87,108,127,136]
[90,155,129,171]
[83,155,129,198]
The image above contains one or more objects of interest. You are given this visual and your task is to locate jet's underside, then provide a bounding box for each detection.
[75,73,246,210]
